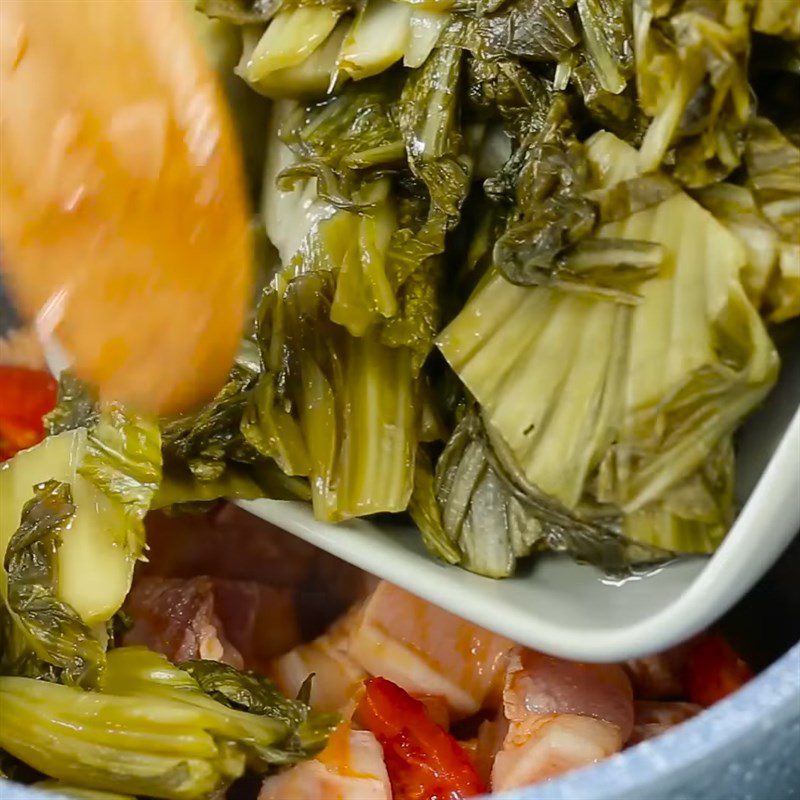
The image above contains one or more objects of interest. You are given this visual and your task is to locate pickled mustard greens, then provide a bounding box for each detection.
[243,271,418,519]
[0,481,105,685]
[183,0,797,569]
[0,379,160,625]
[0,648,336,799]
[1,0,793,579]
[159,343,311,507]
[0,1,798,796]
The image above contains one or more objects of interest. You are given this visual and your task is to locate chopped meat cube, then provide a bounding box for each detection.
[349,582,514,718]
[628,700,702,744]
[273,605,367,714]
[504,649,634,741]
[492,713,622,790]
[124,576,302,670]
[123,576,243,667]
[487,648,631,789]
[259,724,391,800]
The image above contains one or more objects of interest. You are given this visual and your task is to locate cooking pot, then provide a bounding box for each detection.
[6,537,799,800]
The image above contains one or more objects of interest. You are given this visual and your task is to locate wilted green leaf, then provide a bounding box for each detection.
[474,0,579,62]
[160,344,261,482]
[44,372,162,553]
[0,647,334,799]
[745,117,800,242]
[634,0,753,187]
[247,271,418,520]
[438,133,779,569]
[433,411,671,577]
[489,107,668,301]
[408,448,461,564]
[182,659,338,757]
[45,373,99,435]
[1,481,105,687]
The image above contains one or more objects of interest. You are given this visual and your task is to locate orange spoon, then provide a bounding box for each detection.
[0,0,251,415]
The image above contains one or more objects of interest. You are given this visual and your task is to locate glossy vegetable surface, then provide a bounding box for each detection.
[357,676,486,799]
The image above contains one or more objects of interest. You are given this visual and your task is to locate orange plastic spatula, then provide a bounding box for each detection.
[0,0,251,415]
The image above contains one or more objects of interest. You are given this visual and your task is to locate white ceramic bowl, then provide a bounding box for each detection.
[241,323,800,662]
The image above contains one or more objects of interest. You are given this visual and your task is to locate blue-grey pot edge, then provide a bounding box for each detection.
[494,641,800,800]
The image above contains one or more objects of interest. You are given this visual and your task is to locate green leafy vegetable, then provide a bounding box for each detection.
[430,410,671,577]
[433,411,543,577]
[487,101,668,301]
[102,648,337,765]
[237,19,349,99]
[261,100,340,265]
[153,460,310,509]
[0,481,105,686]
[0,648,336,800]
[0,425,156,626]
[398,45,471,233]
[405,9,449,68]
[743,116,800,322]
[407,448,461,564]
[244,271,418,520]
[746,117,800,239]
[171,0,800,577]
[45,372,161,556]
[246,6,344,79]
[79,404,161,543]
[159,341,318,509]
[160,344,261,482]
[279,78,404,185]
[182,660,338,755]
[694,116,800,324]
[572,0,633,96]
[338,0,413,80]
[634,0,753,187]
[474,0,579,62]
[693,182,781,308]
[438,132,779,569]
[464,55,552,136]
[44,373,98,435]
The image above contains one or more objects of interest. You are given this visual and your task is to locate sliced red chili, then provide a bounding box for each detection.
[0,365,58,461]
[356,676,486,800]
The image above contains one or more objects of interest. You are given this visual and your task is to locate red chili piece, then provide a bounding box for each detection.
[356,676,486,800]
[0,366,57,461]
[685,633,753,707]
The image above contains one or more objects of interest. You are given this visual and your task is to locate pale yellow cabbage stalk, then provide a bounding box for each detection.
[438,132,779,553]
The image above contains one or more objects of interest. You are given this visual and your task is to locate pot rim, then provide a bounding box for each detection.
[492,640,800,800]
